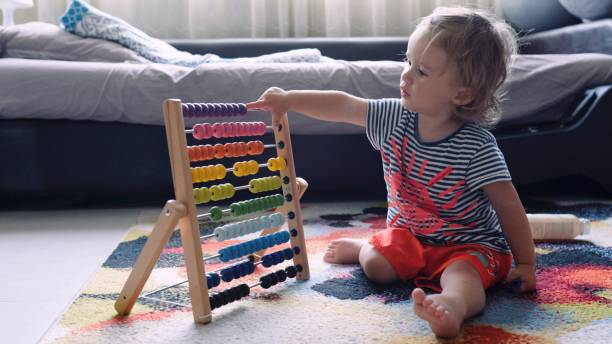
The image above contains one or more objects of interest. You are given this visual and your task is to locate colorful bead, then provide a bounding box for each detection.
[210,206,223,221]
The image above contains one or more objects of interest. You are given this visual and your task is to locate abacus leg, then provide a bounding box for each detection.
[254,177,308,258]
[114,200,186,315]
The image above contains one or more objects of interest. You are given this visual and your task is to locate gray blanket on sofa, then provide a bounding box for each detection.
[1,53,611,134]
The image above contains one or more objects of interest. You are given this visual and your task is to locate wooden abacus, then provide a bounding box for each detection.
[114,99,310,324]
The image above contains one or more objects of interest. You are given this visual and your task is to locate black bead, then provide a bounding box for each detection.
[283,176,290,184]
[285,194,293,202]
[293,246,300,255]
[290,229,298,237]
[296,264,303,272]
[275,270,287,282]
[288,211,295,219]
[278,141,285,149]
[285,266,297,278]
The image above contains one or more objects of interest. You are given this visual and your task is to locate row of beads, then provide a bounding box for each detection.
[192,122,266,140]
[207,266,302,311]
[261,248,294,267]
[194,183,235,204]
[220,260,256,283]
[205,248,293,289]
[205,194,284,222]
[188,141,264,162]
[259,265,299,289]
[213,212,285,241]
[190,158,285,183]
[208,284,250,311]
[182,103,247,118]
[227,194,285,218]
[232,160,259,177]
[192,164,226,183]
[249,176,282,193]
[193,177,282,205]
[218,230,290,262]
[267,157,286,171]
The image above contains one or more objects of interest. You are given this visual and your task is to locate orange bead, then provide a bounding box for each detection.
[205,145,214,160]
[214,144,225,159]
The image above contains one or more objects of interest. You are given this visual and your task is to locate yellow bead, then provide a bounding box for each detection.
[233,162,242,177]
[215,164,227,180]
[249,179,260,193]
[210,185,221,201]
[191,168,198,183]
[194,187,211,204]
[267,157,277,171]
[249,160,259,174]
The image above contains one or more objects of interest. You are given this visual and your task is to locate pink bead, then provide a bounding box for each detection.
[203,123,213,139]
[212,123,224,138]
[238,122,246,136]
[256,122,266,135]
[192,124,205,140]
[228,122,237,137]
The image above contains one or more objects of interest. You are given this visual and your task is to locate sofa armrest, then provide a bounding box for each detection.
[519,19,612,54]
[167,37,408,61]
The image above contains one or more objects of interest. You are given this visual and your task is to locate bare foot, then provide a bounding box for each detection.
[412,288,464,338]
[323,238,365,264]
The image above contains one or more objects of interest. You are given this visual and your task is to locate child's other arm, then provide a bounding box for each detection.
[247,87,368,127]
[483,181,536,292]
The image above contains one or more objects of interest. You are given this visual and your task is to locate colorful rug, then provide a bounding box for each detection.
[42,201,612,343]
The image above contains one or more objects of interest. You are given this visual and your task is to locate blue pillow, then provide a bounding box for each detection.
[59,0,324,66]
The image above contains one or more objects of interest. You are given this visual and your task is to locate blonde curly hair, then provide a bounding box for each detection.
[416,7,517,127]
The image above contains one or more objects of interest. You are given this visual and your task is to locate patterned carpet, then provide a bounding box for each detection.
[42,201,612,343]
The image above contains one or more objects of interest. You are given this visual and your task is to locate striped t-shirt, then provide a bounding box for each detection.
[366,98,511,253]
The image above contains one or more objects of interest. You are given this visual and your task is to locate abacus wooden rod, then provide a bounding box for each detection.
[272,112,310,280]
[163,99,212,324]
[114,200,186,315]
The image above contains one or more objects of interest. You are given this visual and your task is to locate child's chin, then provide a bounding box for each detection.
[401,98,413,110]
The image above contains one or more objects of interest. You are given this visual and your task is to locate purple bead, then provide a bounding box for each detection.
[201,103,210,114]
[213,103,222,116]
[194,103,203,116]
[219,103,229,115]
[181,103,190,117]
[238,104,247,115]
[229,104,239,115]
[187,103,196,118]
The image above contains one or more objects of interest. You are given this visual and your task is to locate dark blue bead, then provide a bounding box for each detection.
[283,248,294,260]
[276,270,287,282]
[221,269,233,282]
[262,255,272,267]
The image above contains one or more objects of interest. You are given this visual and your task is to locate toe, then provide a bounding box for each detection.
[411,288,426,304]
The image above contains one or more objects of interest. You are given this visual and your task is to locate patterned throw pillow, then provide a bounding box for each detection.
[59,0,324,66]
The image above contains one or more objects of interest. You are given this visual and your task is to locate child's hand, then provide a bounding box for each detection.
[505,263,536,293]
[247,87,291,125]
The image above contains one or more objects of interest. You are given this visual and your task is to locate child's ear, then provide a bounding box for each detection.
[453,87,474,106]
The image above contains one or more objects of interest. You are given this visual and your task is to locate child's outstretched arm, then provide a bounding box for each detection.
[247,87,368,127]
[483,181,537,293]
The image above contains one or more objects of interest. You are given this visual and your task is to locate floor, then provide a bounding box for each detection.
[0,207,156,344]
[1,199,611,344]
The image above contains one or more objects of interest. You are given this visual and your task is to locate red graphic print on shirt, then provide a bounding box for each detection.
[382,137,477,236]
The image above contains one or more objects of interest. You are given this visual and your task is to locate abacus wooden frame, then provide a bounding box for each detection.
[114,99,310,324]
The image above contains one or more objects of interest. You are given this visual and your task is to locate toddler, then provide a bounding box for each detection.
[248,6,536,338]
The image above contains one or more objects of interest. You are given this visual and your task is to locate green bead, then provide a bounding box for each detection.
[210,206,223,221]
[229,203,240,217]
[276,194,285,206]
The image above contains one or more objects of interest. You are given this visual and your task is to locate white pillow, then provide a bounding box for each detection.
[0,21,149,63]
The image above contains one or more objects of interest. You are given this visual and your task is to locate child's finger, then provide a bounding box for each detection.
[246,101,267,110]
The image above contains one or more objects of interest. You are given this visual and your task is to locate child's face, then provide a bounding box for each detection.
[400,28,469,118]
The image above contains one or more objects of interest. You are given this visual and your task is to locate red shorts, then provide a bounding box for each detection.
[368,227,512,292]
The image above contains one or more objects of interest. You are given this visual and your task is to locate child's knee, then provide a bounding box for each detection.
[359,244,398,284]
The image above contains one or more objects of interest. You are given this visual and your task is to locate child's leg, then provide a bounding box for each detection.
[324,241,399,284]
[412,260,485,338]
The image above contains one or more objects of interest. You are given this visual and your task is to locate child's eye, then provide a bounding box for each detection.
[418,68,427,77]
